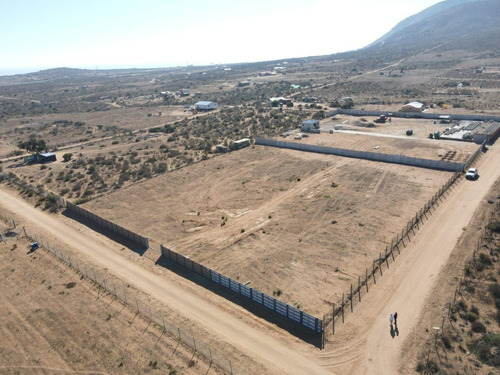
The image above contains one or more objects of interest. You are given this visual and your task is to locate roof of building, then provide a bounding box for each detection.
[404,101,424,108]
[269,97,292,102]
[302,119,320,125]
[39,152,55,157]
[195,101,215,106]
[234,138,250,143]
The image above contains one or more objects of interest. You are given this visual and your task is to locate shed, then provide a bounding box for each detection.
[195,101,218,111]
[232,138,250,149]
[439,115,452,124]
[269,97,292,105]
[38,152,56,163]
[301,119,320,133]
[401,102,425,112]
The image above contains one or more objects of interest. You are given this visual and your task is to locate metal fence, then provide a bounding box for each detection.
[255,137,465,172]
[327,109,500,123]
[160,245,322,334]
[322,142,485,341]
[66,202,149,248]
[21,227,242,375]
[321,168,464,342]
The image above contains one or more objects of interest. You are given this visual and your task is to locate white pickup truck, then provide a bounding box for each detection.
[465,168,478,180]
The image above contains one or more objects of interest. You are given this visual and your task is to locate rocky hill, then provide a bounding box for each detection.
[366,0,500,56]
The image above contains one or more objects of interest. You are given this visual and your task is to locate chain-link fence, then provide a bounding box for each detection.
[21,226,242,375]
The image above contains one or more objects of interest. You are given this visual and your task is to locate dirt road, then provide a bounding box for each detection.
[321,143,500,374]
[0,188,330,375]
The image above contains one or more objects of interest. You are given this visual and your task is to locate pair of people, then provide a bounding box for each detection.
[390,312,398,326]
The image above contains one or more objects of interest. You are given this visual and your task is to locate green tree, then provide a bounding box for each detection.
[62,153,73,162]
[18,136,47,154]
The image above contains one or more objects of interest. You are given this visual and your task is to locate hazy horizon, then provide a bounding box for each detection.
[1,0,441,77]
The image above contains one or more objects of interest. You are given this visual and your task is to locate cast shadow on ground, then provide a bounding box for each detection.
[390,324,400,338]
[155,254,323,348]
[62,208,148,255]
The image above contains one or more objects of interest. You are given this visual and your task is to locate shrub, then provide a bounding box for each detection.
[415,359,439,373]
[466,311,479,322]
[479,253,492,266]
[487,221,500,233]
[471,321,486,333]
[62,153,73,162]
[441,335,452,349]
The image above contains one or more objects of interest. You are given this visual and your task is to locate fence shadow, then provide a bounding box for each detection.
[62,208,148,255]
[155,254,322,348]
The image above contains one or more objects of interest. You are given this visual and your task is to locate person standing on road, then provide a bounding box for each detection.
[390,314,394,326]
[394,312,398,326]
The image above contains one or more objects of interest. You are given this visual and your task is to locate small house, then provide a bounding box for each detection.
[269,97,292,105]
[232,138,250,149]
[195,101,218,111]
[401,102,425,112]
[301,119,320,133]
[439,115,451,124]
[38,152,56,163]
[180,89,190,97]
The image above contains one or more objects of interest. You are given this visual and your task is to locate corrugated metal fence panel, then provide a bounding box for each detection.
[302,313,321,332]
[201,266,211,279]
[240,284,251,298]
[263,294,275,310]
[255,138,463,172]
[230,280,240,293]
[211,270,221,284]
[66,203,149,248]
[288,306,302,323]
[192,260,202,275]
[252,289,263,304]
[275,300,288,316]
[220,274,230,288]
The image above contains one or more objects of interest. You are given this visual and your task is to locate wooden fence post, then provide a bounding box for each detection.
[358,276,361,302]
[379,253,383,277]
[350,284,353,313]
[373,263,376,284]
[366,268,369,293]
[342,293,344,323]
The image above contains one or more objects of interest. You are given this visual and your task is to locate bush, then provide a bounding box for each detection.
[487,221,500,233]
[62,153,73,162]
[467,311,479,322]
[441,335,452,349]
[470,333,500,365]
[415,359,440,373]
[471,321,486,333]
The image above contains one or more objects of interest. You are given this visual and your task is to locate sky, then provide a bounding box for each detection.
[0,0,442,76]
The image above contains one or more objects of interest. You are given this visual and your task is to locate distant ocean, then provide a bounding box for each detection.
[0,67,40,76]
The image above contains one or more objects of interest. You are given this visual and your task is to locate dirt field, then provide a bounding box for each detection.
[0,225,216,375]
[0,106,189,158]
[292,115,480,162]
[83,145,451,317]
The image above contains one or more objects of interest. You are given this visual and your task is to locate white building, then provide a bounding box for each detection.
[195,101,218,111]
[401,102,425,112]
[301,119,320,133]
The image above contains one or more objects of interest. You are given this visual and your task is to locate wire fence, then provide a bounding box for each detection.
[421,199,499,369]
[21,226,243,375]
[322,143,485,344]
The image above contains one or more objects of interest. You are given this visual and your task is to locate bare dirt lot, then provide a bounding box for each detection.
[84,145,452,317]
[0,106,189,158]
[293,116,480,163]
[0,226,214,375]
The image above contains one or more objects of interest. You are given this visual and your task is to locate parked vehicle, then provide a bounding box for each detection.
[465,168,478,180]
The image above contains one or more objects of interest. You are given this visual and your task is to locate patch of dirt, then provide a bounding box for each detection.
[84,145,451,317]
